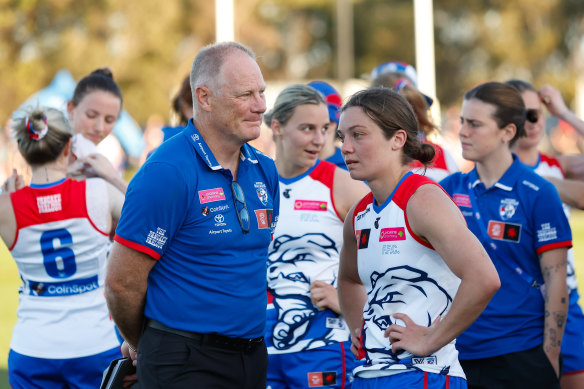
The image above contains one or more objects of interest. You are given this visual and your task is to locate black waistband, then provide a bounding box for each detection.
[147,319,264,352]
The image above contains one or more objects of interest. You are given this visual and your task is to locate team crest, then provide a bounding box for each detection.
[499,198,519,220]
[255,182,269,206]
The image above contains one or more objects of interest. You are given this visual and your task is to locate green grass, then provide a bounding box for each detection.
[2,211,584,388]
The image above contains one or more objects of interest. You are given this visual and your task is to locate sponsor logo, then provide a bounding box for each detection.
[381,244,400,255]
[255,182,269,206]
[499,198,519,220]
[37,194,62,213]
[198,188,226,204]
[210,204,229,213]
[202,206,209,216]
[356,229,371,249]
[255,209,273,229]
[453,194,471,208]
[374,217,381,229]
[325,317,345,329]
[379,227,406,242]
[29,275,99,297]
[191,133,200,141]
[209,228,233,234]
[462,210,473,217]
[412,356,437,365]
[271,214,279,234]
[356,207,370,221]
[294,200,327,211]
[487,221,521,242]
[308,372,337,387]
[300,214,319,223]
[537,223,558,242]
[146,227,168,249]
[283,189,291,199]
[214,214,226,227]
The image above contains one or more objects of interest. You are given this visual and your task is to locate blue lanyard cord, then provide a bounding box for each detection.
[467,186,541,289]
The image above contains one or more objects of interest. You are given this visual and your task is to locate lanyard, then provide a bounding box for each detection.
[466,183,541,289]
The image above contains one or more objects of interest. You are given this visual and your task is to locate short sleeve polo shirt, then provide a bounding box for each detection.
[439,155,571,359]
[114,120,280,338]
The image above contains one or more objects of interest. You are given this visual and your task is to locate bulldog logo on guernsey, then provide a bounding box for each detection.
[198,188,226,204]
[294,200,327,211]
[379,227,406,242]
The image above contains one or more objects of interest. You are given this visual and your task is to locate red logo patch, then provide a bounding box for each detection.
[488,220,521,242]
[308,371,337,387]
[254,209,273,229]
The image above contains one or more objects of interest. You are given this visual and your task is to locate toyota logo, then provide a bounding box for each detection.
[214,214,224,223]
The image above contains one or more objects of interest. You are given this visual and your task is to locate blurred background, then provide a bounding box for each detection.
[1,0,584,386]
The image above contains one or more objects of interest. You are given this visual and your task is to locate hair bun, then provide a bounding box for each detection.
[91,67,114,80]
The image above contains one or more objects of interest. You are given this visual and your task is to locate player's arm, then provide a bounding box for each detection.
[105,242,156,350]
[338,205,368,357]
[0,194,17,247]
[540,247,568,378]
[544,176,584,209]
[540,84,584,137]
[388,184,500,356]
[332,168,370,220]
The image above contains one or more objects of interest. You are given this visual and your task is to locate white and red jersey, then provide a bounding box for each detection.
[531,153,577,292]
[352,173,465,379]
[9,178,120,358]
[410,142,459,183]
[266,160,351,354]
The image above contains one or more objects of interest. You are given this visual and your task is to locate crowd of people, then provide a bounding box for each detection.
[1,40,584,389]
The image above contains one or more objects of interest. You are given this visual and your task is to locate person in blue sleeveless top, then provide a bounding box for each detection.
[105,42,280,389]
[337,87,500,389]
[440,81,572,389]
[263,84,369,388]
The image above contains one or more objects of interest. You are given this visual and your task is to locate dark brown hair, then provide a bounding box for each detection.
[342,87,435,165]
[172,75,193,126]
[71,67,123,108]
[464,82,527,147]
[371,72,437,135]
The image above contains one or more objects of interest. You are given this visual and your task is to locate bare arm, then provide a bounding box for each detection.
[338,205,368,357]
[540,248,569,377]
[544,176,584,209]
[0,194,17,247]
[388,185,500,356]
[540,84,584,137]
[106,181,125,226]
[332,168,370,220]
[309,169,369,314]
[105,242,156,349]
[556,154,584,181]
[75,154,128,194]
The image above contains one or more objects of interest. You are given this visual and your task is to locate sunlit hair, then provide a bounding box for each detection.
[13,107,74,166]
[505,79,537,94]
[171,75,193,126]
[71,67,123,110]
[341,87,435,165]
[190,42,256,100]
[263,84,326,128]
[464,82,527,147]
[371,72,436,135]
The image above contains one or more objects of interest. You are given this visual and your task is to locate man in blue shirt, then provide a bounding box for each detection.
[105,42,279,388]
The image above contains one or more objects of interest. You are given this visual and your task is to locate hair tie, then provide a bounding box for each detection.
[394,78,412,92]
[25,115,49,140]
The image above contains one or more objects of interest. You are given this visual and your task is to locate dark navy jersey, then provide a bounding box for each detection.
[115,120,280,338]
[440,155,571,360]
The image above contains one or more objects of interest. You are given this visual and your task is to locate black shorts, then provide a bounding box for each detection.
[135,322,268,389]
[460,345,561,389]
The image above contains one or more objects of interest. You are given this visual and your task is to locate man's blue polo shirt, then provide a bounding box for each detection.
[439,156,571,360]
[114,120,280,338]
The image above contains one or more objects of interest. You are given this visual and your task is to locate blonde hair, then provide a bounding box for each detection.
[13,107,73,166]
